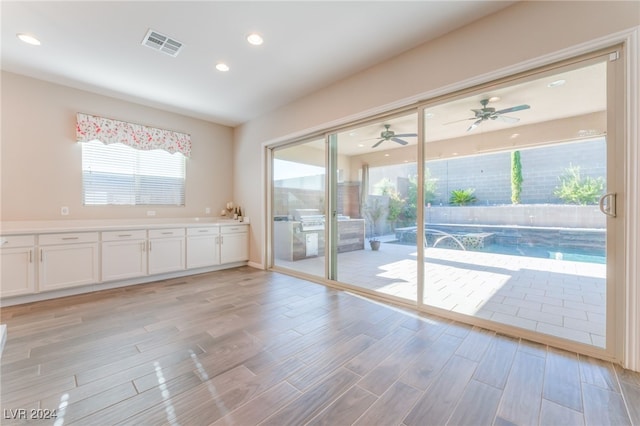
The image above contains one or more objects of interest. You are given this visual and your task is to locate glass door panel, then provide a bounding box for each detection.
[422,58,611,348]
[333,113,418,301]
[272,139,326,278]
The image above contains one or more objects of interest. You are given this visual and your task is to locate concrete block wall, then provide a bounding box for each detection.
[426,138,606,205]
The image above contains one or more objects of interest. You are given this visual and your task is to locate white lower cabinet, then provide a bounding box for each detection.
[148,228,185,275]
[101,230,147,282]
[0,235,36,297]
[38,232,99,292]
[220,225,249,264]
[186,227,220,269]
[1,223,249,301]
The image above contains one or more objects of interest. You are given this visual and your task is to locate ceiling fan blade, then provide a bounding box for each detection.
[443,117,476,125]
[391,138,408,145]
[467,119,482,132]
[372,139,385,148]
[495,104,530,115]
[493,115,520,124]
[393,133,417,138]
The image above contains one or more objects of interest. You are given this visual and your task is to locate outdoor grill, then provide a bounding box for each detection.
[294,209,325,231]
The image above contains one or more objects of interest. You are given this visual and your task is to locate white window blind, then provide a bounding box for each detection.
[82,140,185,206]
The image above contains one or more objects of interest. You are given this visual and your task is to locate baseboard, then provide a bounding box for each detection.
[248,261,265,270]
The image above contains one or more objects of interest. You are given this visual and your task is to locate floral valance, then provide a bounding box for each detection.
[76,113,191,157]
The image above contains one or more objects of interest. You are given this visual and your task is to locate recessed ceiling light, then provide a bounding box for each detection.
[548,79,566,88]
[357,144,364,148]
[510,133,520,139]
[247,33,264,46]
[488,96,501,103]
[17,33,41,46]
[216,63,230,72]
[384,154,390,157]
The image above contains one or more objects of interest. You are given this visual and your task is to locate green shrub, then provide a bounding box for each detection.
[449,188,477,206]
[553,165,605,205]
[402,170,438,223]
[406,171,437,205]
[387,191,403,224]
[373,178,394,196]
[372,177,403,228]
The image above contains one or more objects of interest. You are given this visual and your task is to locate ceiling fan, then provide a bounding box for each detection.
[371,124,417,148]
[446,99,530,132]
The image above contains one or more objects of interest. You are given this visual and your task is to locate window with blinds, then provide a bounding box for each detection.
[81,140,186,206]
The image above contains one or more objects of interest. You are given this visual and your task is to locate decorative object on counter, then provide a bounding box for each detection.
[224,202,234,217]
[233,207,238,220]
[238,207,243,222]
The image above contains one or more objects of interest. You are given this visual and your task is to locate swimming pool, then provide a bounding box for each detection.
[394,224,606,264]
[475,243,606,264]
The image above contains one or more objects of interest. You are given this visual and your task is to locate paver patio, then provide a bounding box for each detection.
[275,240,606,347]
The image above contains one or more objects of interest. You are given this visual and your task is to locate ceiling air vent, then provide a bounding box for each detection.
[141,29,183,57]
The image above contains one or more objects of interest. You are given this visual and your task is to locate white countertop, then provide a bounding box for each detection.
[0,217,249,235]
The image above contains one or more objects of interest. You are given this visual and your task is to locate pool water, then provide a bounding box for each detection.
[391,233,606,264]
[476,243,606,264]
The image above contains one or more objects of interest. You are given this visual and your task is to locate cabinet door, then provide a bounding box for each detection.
[187,235,220,269]
[102,240,147,281]
[220,232,249,264]
[39,243,99,292]
[148,237,185,275]
[0,247,35,297]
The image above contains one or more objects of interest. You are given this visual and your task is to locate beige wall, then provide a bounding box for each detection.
[1,71,233,221]
[234,1,640,266]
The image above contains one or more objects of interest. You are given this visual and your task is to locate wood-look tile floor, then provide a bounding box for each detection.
[1,267,638,425]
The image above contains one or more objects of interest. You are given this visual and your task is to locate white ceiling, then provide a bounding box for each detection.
[1,1,517,127]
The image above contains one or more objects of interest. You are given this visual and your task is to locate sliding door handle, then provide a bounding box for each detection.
[599,192,617,217]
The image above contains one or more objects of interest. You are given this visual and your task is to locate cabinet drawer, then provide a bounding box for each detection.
[102,230,147,242]
[220,225,248,234]
[148,228,185,239]
[0,235,35,248]
[39,232,99,245]
[187,227,219,236]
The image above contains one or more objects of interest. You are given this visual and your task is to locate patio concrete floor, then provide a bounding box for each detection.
[275,239,606,348]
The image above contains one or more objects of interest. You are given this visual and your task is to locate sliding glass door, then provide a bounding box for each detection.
[331,113,418,301]
[271,139,326,279]
[421,52,619,350]
[269,47,622,354]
